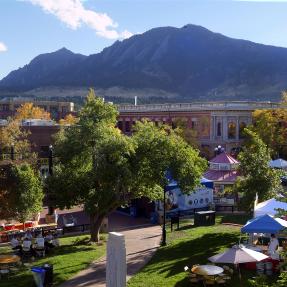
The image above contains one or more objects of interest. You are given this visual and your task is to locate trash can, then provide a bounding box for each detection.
[130,206,137,217]
[42,264,53,287]
[31,267,46,287]
[150,212,158,224]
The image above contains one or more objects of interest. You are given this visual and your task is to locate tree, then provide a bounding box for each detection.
[0,163,43,226]
[48,89,207,242]
[15,103,51,121]
[0,102,50,158]
[59,114,78,125]
[173,118,199,149]
[234,129,282,211]
[250,108,287,158]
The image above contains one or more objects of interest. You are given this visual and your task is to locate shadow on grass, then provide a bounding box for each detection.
[143,232,239,278]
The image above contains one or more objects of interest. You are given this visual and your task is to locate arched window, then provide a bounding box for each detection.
[217,122,222,137]
[239,122,247,139]
[228,122,236,139]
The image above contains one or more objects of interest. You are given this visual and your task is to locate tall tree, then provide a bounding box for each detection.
[250,107,287,159]
[234,129,283,211]
[0,163,43,226]
[15,103,51,121]
[48,90,207,242]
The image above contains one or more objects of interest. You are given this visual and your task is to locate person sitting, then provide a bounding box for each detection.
[10,236,22,253]
[24,230,33,240]
[44,232,55,249]
[22,237,33,257]
[34,236,45,257]
[268,234,279,259]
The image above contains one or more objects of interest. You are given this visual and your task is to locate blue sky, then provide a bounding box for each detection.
[0,0,287,79]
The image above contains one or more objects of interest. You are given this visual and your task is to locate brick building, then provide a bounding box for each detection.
[118,101,281,156]
[0,98,75,120]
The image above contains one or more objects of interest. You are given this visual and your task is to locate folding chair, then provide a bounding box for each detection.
[35,238,45,257]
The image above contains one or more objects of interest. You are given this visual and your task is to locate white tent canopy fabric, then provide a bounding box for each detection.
[269,158,287,169]
[208,245,268,264]
[254,198,287,218]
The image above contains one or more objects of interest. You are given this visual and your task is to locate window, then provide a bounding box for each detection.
[239,122,247,139]
[217,122,222,137]
[125,121,130,133]
[228,122,236,139]
[117,121,123,131]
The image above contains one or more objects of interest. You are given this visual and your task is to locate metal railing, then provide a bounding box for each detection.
[118,101,282,113]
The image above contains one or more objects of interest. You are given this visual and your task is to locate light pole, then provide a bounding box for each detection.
[214,145,224,156]
[48,145,53,176]
[162,185,167,246]
[10,143,15,160]
[48,145,54,215]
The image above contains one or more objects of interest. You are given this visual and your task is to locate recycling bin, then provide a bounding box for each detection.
[42,264,53,287]
[31,267,45,287]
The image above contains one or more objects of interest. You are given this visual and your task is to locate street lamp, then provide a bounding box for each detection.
[48,145,54,215]
[10,143,15,160]
[48,145,53,176]
[162,185,167,246]
[214,145,224,156]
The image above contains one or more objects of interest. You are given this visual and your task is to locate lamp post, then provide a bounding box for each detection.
[162,185,167,246]
[214,145,224,156]
[48,145,54,215]
[10,143,15,160]
[48,145,53,176]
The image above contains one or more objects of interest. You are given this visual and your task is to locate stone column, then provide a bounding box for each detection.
[106,232,126,287]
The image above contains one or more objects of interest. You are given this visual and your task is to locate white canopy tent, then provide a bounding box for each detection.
[254,198,287,218]
[269,158,287,169]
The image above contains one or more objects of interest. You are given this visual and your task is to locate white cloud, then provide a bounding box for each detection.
[0,42,7,52]
[26,0,133,40]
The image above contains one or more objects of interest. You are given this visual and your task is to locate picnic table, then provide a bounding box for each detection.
[0,255,20,264]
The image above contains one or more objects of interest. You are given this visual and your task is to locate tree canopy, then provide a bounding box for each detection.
[234,129,283,211]
[15,103,51,121]
[48,90,207,241]
[250,107,287,159]
[0,163,43,225]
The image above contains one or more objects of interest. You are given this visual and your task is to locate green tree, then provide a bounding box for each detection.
[234,129,282,211]
[250,108,287,158]
[48,90,207,242]
[0,163,43,227]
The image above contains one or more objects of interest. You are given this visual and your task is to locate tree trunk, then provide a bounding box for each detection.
[90,213,105,242]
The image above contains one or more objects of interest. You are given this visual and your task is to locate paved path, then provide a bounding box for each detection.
[60,224,161,287]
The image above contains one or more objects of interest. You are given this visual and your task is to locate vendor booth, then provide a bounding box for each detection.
[241,214,287,234]
[254,198,287,218]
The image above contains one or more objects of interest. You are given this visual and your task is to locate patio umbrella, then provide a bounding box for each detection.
[208,245,268,285]
[208,245,268,264]
[269,158,287,169]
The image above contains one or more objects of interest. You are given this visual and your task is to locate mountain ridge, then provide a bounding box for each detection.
[1,24,287,101]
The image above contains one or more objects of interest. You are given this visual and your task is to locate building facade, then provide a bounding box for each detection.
[118,101,281,157]
[0,98,75,120]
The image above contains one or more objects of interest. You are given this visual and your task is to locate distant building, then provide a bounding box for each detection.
[117,101,282,157]
[0,98,75,120]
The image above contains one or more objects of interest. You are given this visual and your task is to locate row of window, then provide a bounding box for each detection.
[216,122,247,139]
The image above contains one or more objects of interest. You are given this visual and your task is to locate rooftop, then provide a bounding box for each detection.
[118,101,282,113]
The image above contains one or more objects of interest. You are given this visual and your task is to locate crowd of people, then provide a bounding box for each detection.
[10,230,59,257]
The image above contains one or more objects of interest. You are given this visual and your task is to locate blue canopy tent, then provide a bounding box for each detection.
[241,214,287,234]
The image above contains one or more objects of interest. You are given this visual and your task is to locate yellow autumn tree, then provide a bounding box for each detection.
[15,103,51,121]
[59,114,78,125]
[250,108,287,158]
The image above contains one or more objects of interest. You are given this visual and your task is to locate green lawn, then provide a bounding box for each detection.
[128,214,272,287]
[0,234,106,287]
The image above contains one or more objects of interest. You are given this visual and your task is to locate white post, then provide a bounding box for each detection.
[106,232,126,287]
[134,96,137,106]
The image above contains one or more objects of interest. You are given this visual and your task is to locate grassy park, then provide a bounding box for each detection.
[0,234,106,287]
[128,214,272,287]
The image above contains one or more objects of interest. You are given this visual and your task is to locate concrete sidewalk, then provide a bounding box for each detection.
[60,224,161,287]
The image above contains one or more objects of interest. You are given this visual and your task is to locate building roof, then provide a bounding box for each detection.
[209,152,239,164]
[203,170,240,183]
